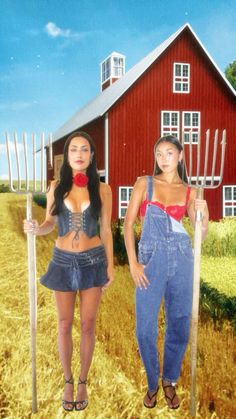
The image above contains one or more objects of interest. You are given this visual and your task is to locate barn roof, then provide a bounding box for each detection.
[53,23,236,142]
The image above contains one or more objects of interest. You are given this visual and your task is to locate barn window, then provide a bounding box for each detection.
[223,186,236,217]
[113,57,124,77]
[101,53,125,86]
[173,63,190,93]
[119,186,133,218]
[161,111,179,137]
[182,112,200,143]
[102,58,111,83]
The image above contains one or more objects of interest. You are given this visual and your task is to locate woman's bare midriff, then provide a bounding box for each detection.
[55,231,102,253]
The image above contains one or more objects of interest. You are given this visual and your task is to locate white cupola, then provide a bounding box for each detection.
[100,51,125,91]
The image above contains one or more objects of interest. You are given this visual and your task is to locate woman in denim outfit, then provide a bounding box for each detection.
[23,131,113,411]
[124,135,208,409]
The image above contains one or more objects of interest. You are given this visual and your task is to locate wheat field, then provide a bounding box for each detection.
[0,193,235,419]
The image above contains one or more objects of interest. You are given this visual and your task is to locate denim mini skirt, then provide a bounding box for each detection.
[40,245,108,292]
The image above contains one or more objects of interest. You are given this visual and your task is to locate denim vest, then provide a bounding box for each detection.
[57,202,98,240]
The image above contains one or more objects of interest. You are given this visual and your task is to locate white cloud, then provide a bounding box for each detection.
[45,22,73,38]
[44,22,94,42]
[0,174,9,180]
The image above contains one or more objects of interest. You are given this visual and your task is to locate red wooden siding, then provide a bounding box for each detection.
[108,29,236,220]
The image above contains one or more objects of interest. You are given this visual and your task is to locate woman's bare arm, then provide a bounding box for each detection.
[124,177,150,289]
[187,188,209,240]
[23,181,57,235]
[99,182,114,287]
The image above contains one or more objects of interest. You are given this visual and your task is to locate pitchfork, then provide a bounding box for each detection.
[182,129,226,417]
[5,132,53,413]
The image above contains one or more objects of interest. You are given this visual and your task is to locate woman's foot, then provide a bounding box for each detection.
[143,387,158,408]
[75,377,88,411]
[162,379,179,409]
[62,376,74,411]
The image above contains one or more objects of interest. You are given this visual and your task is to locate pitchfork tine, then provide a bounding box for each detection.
[196,130,201,186]
[14,132,22,191]
[49,133,53,168]
[40,133,45,193]
[210,129,218,186]
[6,132,14,192]
[189,130,193,183]
[203,130,210,186]
[32,133,36,192]
[218,129,227,187]
[23,132,29,192]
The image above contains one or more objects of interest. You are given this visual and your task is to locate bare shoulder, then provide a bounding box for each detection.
[100,182,112,196]
[47,180,58,194]
[134,176,148,189]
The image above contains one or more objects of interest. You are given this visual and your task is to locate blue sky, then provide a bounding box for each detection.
[0,0,235,180]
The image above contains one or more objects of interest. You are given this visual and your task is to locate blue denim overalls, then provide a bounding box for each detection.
[136,176,193,391]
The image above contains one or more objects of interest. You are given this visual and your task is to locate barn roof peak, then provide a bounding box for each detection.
[53,23,235,142]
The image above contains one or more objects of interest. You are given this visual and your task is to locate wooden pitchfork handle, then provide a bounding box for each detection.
[26,193,38,413]
[190,187,203,417]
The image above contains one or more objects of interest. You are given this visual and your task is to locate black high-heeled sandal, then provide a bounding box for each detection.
[62,376,74,412]
[74,377,88,411]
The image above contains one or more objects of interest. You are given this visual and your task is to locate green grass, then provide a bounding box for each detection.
[0,180,44,192]
[201,256,236,297]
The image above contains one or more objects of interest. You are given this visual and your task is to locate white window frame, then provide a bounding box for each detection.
[223,185,236,217]
[101,58,111,83]
[182,112,201,144]
[119,186,133,218]
[161,111,179,138]
[173,62,190,93]
[112,56,124,78]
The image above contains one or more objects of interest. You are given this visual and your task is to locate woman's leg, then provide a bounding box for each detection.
[163,254,193,383]
[162,247,193,408]
[135,256,166,408]
[136,285,163,392]
[54,291,77,406]
[75,286,102,404]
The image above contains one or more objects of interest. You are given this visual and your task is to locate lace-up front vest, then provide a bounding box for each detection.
[57,202,98,242]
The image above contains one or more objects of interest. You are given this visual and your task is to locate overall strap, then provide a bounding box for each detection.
[146,176,153,201]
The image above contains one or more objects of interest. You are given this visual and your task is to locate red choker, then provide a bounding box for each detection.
[73,172,88,187]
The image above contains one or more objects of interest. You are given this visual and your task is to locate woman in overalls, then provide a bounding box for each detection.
[23,131,113,412]
[124,135,208,409]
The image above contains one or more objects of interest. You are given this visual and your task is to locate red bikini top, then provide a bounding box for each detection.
[140,186,191,221]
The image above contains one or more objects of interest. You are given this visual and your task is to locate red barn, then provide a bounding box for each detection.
[48,23,236,220]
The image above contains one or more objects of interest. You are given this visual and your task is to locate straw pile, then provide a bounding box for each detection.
[0,193,235,418]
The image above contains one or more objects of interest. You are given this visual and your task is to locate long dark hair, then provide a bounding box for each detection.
[51,131,102,219]
[153,135,188,183]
